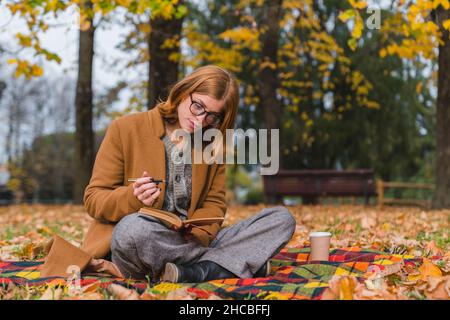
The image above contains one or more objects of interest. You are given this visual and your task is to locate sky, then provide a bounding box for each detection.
[0,4,140,164]
[0,4,134,91]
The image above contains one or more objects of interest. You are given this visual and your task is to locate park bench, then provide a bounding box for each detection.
[262,169,376,205]
[376,180,434,208]
[0,185,14,206]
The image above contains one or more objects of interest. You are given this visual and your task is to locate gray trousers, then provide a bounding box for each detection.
[110,206,296,280]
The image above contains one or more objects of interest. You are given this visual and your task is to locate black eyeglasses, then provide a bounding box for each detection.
[189,93,224,127]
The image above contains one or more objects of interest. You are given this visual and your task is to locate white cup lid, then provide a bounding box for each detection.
[309,231,332,237]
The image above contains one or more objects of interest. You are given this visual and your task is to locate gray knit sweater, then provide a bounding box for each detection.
[161,134,192,219]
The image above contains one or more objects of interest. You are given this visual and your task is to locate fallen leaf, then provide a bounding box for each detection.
[419,258,443,281]
[82,281,102,293]
[32,238,54,258]
[322,276,357,300]
[39,287,63,300]
[366,263,402,280]
[425,240,444,257]
[14,242,36,259]
[424,275,450,300]
[140,291,159,300]
[321,288,337,300]
[38,226,53,235]
[107,284,140,300]
[301,213,313,223]
[361,216,377,229]
[339,276,357,300]
[165,288,195,300]
[1,282,18,300]
[64,292,105,300]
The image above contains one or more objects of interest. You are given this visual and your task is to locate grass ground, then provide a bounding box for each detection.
[0,204,449,300]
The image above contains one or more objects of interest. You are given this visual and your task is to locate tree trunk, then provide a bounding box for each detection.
[256,0,283,168]
[433,8,450,209]
[147,2,184,110]
[73,2,95,204]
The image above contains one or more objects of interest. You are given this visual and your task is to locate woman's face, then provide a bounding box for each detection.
[176,92,225,133]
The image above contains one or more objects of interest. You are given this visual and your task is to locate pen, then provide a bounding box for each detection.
[128,178,166,184]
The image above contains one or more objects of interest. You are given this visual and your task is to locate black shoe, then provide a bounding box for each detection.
[161,260,238,283]
[253,260,271,278]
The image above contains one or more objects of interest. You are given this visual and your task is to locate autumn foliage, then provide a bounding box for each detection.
[0,204,448,300]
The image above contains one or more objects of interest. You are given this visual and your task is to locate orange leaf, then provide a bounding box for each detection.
[419,259,443,281]
[140,291,159,300]
[107,284,140,300]
[324,276,357,300]
[339,276,357,300]
[82,281,101,293]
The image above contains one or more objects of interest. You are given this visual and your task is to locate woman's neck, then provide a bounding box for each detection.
[164,121,183,143]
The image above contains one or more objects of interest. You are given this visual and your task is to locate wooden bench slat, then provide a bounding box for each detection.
[262,169,376,204]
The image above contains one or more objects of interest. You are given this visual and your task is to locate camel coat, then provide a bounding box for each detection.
[40,107,227,277]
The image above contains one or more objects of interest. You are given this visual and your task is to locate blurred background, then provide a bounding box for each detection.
[0,0,448,208]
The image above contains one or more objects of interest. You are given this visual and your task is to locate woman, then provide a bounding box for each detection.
[82,65,296,283]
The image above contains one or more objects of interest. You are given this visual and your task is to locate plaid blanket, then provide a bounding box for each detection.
[0,247,422,300]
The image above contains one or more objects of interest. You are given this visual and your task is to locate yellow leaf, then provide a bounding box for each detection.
[137,23,150,34]
[348,38,357,51]
[31,64,43,77]
[38,226,53,235]
[352,16,364,39]
[7,59,17,65]
[381,223,391,231]
[80,20,91,31]
[443,19,450,30]
[116,0,132,7]
[419,258,443,281]
[338,9,355,22]
[259,61,277,70]
[16,33,32,47]
[350,0,368,9]
[416,82,423,94]
[339,276,356,299]
[356,1,368,9]
[47,0,58,11]
[433,0,450,10]
[79,14,91,31]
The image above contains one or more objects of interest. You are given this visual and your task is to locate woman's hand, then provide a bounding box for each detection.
[132,171,162,206]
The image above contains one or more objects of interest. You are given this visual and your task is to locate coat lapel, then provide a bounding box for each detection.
[187,121,209,218]
[146,108,209,214]
[145,108,166,210]
[190,161,209,218]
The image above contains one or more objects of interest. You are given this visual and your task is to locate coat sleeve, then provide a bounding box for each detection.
[83,119,143,222]
[189,163,227,247]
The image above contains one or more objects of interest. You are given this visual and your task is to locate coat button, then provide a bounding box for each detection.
[175,174,181,183]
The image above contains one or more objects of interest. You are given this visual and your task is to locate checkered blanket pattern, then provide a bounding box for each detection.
[0,247,422,300]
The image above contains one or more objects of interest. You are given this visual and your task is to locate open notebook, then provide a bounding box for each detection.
[138,207,225,230]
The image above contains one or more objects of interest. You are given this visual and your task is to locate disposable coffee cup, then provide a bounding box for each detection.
[309,231,332,261]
